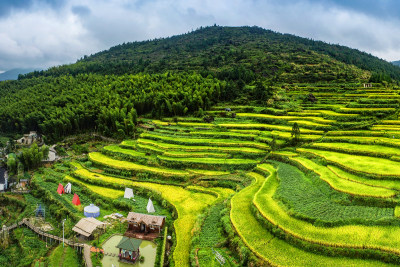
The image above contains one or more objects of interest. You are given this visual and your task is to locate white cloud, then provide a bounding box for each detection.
[0,0,400,70]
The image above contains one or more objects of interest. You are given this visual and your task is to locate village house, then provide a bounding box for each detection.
[124,212,165,240]
[72,217,105,240]
[16,131,42,145]
[0,167,8,192]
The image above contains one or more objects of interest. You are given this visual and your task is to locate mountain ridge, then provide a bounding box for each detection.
[20,26,399,83]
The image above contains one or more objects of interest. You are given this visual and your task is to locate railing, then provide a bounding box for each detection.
[1,218,92,266]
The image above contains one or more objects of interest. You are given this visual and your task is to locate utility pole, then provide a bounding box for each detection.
[62,219,66,247]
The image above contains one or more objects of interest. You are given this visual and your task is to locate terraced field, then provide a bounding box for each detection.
[57,84,400,266]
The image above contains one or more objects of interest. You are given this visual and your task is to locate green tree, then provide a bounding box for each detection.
[291,122,301,144]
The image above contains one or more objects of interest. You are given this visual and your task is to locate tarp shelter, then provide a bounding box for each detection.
[124,188,134,199]
[35,204,45,218]
[147,198,155,213]
[57,183,64,194]
[64,183,72,194]
[72,193,81,206]
[84,204,100,218]
[72,217,105,238]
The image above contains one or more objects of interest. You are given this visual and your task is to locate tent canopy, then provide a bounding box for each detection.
[84,204,100,218]
[72,193,81,206]
[57,183,64,194]
[124,188,134,199]
[147,198,155,213]
[64,183,72,194]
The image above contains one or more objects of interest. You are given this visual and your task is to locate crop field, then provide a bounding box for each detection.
[84,99,400,266]
[31,85,400,266]
[297,148,400,178]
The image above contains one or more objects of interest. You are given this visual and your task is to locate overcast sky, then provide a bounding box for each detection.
[1,0,400,71]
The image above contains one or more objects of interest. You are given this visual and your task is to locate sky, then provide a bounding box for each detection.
[1,0,400,71]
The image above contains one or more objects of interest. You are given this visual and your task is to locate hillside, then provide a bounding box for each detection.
[4,25,400,267]
[0,26,399,141]
[21,26,400,83]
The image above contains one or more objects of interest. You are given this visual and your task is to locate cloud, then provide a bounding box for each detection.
[0,0,400,71]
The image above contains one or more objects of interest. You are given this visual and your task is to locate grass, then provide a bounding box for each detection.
[189,131,258,140]
[252,167,400,260]
[141,132,270,150]
[218,122,323,134]
[136,138,266,156]
[157,155,258,169]
[270,131,323,140]
[288,120,331,127]
[297,148,400,178]
[311,142,400,158]
[271,151,298,157]
[272,161,394,224]
[235,112,335,124]
[231,168,391,266]
[327,165,400,191]
[88,152,191,178]
[292,157,397,198]
[187,169,231,176]
[103,144,149,159]
[48,245,80,267]
[162,151,229,158]
[65,175,124,199]
[72,168,216,267]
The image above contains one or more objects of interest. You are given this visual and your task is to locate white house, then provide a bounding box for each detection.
[0,167,8,191]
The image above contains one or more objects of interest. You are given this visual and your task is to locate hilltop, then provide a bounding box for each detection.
[21,26,399,83]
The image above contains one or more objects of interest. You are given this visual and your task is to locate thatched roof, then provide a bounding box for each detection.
[72,217,104,237]
[126,212,165,226]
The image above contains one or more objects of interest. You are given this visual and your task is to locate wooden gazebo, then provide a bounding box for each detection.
[117,237,142,264]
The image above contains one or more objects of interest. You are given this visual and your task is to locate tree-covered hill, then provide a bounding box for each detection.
[2,25,400,141]
[21,26,399,83]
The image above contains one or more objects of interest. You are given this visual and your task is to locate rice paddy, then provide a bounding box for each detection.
[60,86,400,266]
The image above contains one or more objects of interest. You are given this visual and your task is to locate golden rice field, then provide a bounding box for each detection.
[61,93,400,266]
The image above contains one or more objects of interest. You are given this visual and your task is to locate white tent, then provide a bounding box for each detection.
[124,188,134,199]
[147,198,155,213]
[64,183,72,194]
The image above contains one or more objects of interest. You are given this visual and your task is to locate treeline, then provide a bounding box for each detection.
[0,73,226,141]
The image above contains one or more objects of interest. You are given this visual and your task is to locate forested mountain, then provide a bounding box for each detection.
[392,61,400,67]
[1,25,399,140]
[21,26,400,82]
[0,68,38,81]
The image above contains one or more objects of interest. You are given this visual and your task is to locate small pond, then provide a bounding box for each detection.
[102,234,157,267]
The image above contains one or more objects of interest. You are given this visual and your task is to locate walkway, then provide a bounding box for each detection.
[1,218,93,267]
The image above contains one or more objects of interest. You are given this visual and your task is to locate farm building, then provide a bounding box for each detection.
[124,212,165,240]
[117,236,142,264]
[0,167,8,192]
[16,131,41,145]
[72,217,105,239]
